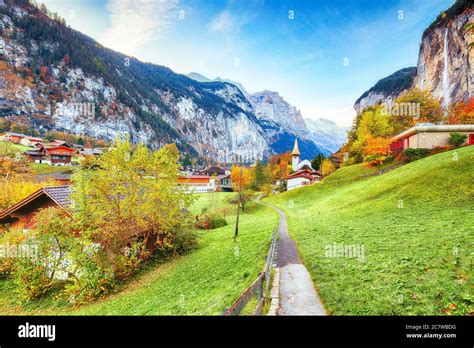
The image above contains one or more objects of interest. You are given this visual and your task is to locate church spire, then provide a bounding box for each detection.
[291,138,300,156]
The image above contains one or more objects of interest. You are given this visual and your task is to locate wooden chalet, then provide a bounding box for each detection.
[0,186,71,230]
[24,145,75,165]
[0,132,25,143]
[20,136,44,147]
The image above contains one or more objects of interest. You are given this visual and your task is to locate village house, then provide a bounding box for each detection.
[48,139,69,147]
[196,165,227,177]
[0,186,71,230]
[390,124,474,152]
[77,147,103,158]
[24,145,75,166]
[0,131,25,143]
[20,136,44,147]
[217,174,232,192]
[286,139,322,191]
[178,175,217,193]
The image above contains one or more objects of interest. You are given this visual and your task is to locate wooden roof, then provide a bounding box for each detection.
[0,186,71,222]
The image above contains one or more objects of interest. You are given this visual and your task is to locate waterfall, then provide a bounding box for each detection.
[442,28,451,107]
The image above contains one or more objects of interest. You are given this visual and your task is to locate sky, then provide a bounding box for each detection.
[40,0,454,127]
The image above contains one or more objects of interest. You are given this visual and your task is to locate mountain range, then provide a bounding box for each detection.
[187,73,348,156]
[0,0,347,162]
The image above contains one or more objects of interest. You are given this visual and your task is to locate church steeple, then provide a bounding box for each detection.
[291,138,300,171]
[291,138,300,156]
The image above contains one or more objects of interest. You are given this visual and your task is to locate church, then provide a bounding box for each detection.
[286,139,322,191]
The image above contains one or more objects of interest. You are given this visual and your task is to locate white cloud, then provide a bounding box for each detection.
[209,10,235,32]
[209,9,250,33]
[100,0,178,57]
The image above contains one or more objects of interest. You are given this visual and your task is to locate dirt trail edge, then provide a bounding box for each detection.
[257,198,326,315]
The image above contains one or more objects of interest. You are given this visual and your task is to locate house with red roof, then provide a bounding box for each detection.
[20,136,44,147]
[390,124,474,153]
[24,145,75,165]
[177,175,217,193]
[0,132,25,143]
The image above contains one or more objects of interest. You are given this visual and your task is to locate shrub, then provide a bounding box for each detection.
[196,214,227,230]
[14,258,51,303]
[0,228,26,279]
[261,183,273,197]
[363,154,388,167]
[208,215,227,229]
[62,252,117,304]
[431,146,449,155]
[447,132,467,148]
[172,227,198,254]
[398,148,430,163]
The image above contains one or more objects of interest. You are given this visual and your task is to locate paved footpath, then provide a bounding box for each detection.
[259,200,326,315]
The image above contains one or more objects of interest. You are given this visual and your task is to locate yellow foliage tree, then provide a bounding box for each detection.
[320,159,336,177]
[230,165,252,191]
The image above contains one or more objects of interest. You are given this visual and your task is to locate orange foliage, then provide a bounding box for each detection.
[447,97,474,124]
[363,136,391,157]
[269,151,291,166]
[230,166,252,191]
[268,152,291,180]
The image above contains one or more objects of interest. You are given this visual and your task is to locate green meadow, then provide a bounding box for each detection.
[266,146,473,315]
[0,193,278,315]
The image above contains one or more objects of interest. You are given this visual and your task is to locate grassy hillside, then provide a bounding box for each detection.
[0,141,30,155]
[190,191,236,215]
[0,193,278,315]
[266,146,474,315]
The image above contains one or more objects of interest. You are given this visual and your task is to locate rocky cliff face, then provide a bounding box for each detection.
[249,90,337,157]
[0,1,344,161]
[413,9,473,107]
[355,2,473,114]
[187,72,347,157]
[0,1,272,160]
[354,68,417,114]
[304,118,349,154]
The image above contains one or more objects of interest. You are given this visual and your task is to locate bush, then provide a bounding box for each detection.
[0,228,26,279]
[447,133,467,148]
[196,214,227,230]
[208,215,227,229]
[431,146,449,155]
[398,148,430,163]
[172,227,198,254]
[62,253,117,304]
[363,154,388,167]
[261,183,273,197]
[14,258,51,303]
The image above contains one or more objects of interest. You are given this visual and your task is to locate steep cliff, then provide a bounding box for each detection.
[0,0,271,160]
[354,0,473,114]
[413,3,473,107]
[354,67,417,115]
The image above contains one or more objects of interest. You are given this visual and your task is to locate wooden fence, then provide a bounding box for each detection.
[223,227,278,316]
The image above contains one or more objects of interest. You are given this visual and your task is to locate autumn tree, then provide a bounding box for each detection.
[230,165,252,191]
[393,88,442,129]
[0,157,56,211]
[363,136,391,166]
[320,159,336,177]
[251,160,266,190]
[446,97,474,124]
[71,138,195,279]
[349,105,392,163]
